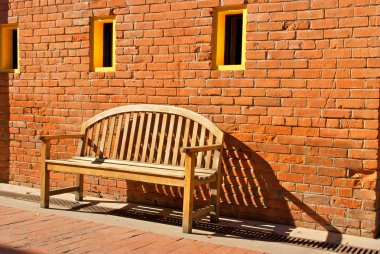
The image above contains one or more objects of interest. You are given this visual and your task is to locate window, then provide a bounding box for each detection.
[91,17,116,72]
[212,6,247,70]
[0,24,19,73]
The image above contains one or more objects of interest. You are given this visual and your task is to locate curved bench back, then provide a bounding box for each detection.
[77,105,224,170]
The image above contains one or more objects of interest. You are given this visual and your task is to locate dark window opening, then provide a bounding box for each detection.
[12,29,18,69]
[224,14,243,65]
[103,23,113,68]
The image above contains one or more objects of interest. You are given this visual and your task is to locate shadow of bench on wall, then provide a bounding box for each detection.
[220,133,344,243]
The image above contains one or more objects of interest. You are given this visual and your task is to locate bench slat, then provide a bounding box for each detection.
[126,113,138,161]
[49,186,80,196]
[148,112,160,163]
[193,205,215,221]
[67,160,215,182]
[197,126,206,168]
[70,156,216,176]
[119,113,131,160]
[172,116,183,165]
[133,112,145,161]
[92,122,101,156]
[99,118,109,158]
[180,118,191,166]
[105,116,116,159]
[84,127,93,156]
[164,114,175,164]
[212,136,223,170]
[48,159,216,180]
[112,114,123,159]
[47,162,185,187]
[141,112,153,162]
[205,134,214,169]
[189,122,199,167]
[191,122,198,147]
[156,113,167,164]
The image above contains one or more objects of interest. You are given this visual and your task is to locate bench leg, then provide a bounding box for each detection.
[182,153,195,233]
[210,169,222,223]
[40,169,50,208]
[210,181,220,223]
[75,174,83,201]
[182,185,194,233]
[40,140,50,208]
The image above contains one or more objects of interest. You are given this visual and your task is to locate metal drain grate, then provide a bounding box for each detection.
[1,190,379,254]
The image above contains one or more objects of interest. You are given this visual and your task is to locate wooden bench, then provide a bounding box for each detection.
[39,104,224,233]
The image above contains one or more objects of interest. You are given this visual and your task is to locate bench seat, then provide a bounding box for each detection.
[46,157,217,186]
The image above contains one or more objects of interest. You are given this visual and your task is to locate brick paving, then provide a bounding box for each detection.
[0,205,263,254]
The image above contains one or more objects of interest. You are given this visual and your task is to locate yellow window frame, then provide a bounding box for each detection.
[0,24,20,73]
[90,17,116,72]
[212,6,247,71]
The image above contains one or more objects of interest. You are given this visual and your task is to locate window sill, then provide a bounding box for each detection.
[216,65,245,71]
[92,67,115,72]
[0,69,20,73]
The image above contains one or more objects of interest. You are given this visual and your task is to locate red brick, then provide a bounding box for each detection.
[354,27,380,37]
[324,28,353,38]
[258,3,282,12]
[325,8,354,18]
[311,19,338,29]
[304,194,330,205]
[333,217,360,228]
[277,172,303,183]
[332,198,362,209]
[297,30,324,39]
[268,31,296,40]
[305,174,332,185]
[354,190,376,200]
[340,17,369,27]
[283,1,310,11]
[268,69,294,78]
[323,49,351,58]
[296,50,323,59]
[268,50,295,59]
[310,59,337,68]
[258,22,282,31]
[297,10,324,19]
[311,0,338,9]
[340,0,370,7]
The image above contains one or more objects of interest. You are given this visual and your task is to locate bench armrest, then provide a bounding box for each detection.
[38,134,85,142]
[182,144,223,154]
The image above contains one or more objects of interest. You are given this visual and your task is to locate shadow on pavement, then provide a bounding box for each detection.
[0,246,42,254]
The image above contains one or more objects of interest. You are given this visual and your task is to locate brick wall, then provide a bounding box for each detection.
[0,0,10,182]
[1,0,379,237]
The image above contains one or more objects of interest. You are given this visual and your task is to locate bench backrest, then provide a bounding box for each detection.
[77,105,224,170]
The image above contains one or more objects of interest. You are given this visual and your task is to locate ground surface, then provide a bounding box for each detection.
[0,205,262,254]
[1,183,379,254]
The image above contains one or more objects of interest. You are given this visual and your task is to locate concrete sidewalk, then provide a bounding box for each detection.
[0,184,379,254]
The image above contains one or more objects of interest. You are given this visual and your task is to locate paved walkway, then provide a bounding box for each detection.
[0,205,262,254]
[1,184,380,254]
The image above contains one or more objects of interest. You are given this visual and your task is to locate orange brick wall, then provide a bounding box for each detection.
[0,1,10,182]
[1,0,379,237]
